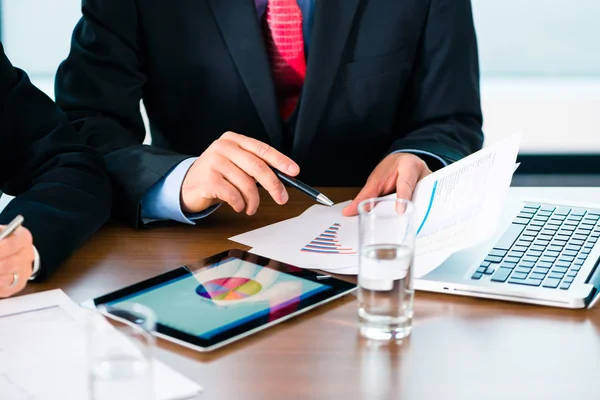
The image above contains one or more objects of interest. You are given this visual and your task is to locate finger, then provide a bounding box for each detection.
[213,176,246,213]
[0,272,28,298]
[215,159,261,215]
[342,180,381,217]
[223,144,289,205]
[0,246,34,278]
[0,253,33,299]
[221,131,300,175]
[0,227,33,259]
[395,163,422,201]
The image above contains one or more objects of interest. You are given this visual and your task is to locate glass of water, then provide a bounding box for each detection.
[357,197,416,340]
[86,303,156,400]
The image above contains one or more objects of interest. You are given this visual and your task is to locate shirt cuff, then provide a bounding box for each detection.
[140,157,221,225]
[29,245,40,281]
[391,149,449,168]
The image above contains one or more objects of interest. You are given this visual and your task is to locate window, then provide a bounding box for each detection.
[472,0,600,158]
[2,0,599,161]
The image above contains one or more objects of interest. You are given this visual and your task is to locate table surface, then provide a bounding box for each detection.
[23,187,600,400]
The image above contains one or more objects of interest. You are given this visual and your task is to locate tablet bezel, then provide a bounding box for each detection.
[92,249,357,351]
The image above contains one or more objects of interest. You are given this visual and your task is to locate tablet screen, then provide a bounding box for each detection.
[105,257,330,340]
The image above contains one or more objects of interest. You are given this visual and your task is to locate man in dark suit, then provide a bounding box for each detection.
[0,43,112,297]
[56,0,483,228]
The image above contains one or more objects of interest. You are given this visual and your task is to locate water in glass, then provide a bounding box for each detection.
[358,243,414,340]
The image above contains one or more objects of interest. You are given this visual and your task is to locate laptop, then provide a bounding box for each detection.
[415,194,600,309]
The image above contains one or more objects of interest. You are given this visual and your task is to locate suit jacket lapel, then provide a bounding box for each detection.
[208,0,283,150]
[293,0,360,162]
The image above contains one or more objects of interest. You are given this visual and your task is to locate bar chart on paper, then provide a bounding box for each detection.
[301,223,357,255]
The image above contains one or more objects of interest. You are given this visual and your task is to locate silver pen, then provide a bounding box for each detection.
[0,215,24,241]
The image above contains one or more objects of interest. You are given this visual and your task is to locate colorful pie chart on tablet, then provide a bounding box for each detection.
[196,277,262,301]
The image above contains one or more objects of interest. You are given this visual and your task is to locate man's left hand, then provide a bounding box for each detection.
[342,153,432,216]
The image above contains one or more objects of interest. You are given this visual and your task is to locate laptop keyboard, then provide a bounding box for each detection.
[472,203,600,289]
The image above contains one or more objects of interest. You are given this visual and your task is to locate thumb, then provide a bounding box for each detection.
[342,182,379,217]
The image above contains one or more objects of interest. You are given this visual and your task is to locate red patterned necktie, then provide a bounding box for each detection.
[262,0,307,120]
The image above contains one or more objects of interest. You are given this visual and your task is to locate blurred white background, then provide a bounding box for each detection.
[2,0,600,155]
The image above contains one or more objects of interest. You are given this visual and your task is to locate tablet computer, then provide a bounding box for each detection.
[90,249,357,352]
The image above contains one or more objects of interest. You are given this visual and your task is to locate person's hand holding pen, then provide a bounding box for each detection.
[0,215,35,298]
[180,131,302,215]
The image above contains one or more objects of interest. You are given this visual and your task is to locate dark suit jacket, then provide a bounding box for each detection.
[0,43,112,279]
[56,0,483,228]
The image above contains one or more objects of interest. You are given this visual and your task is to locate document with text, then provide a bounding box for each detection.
[231,134,521,277]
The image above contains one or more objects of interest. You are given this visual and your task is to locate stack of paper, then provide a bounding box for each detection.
[231,134,521,278]
[0,290,202,400]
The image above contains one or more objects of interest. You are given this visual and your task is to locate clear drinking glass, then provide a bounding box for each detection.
[86,303,157,400]
[357,197,416,340]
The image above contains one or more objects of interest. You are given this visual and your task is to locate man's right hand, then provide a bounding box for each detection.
[181,131,300,215]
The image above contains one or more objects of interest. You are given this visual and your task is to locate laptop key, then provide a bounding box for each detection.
[522,256,539,263]
[536,261,553,269]
[524,204,541,211]
[518,212,535,219]
[566,270,577,278]
[491,268,513,282]
[511,272,528,280]
[509,278,543,287]
[540,205,556,212]
[542,278,561,288]
[484,255,503,263]
[548,272,565,280]
[530,272,546,280]
[513,244,529,252]
[553,266,569,273]
[564,276,575,283]
[515,266,532,274]
[471,272,483,280]
[519,261,536,268]
[513,217,529,225]
[572,265,582,271]
[570,208,586,216]
[483,267,495,275]
[544,250,561,257]
[533,266,551,274]
[493,223,526,250]
[488,249,507,258]
[560,282,571,290]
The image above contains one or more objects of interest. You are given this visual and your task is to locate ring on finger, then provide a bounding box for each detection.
[8,272,19,288]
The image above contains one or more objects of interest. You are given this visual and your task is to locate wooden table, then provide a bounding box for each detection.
[23,188,600,400]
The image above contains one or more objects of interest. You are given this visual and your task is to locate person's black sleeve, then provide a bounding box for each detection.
[55,0,188,228]
[390,0,484,170]
[0,43,112,280]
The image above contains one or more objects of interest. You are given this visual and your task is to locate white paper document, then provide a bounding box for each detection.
[0,290,202,400]
[231,134,521,277]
